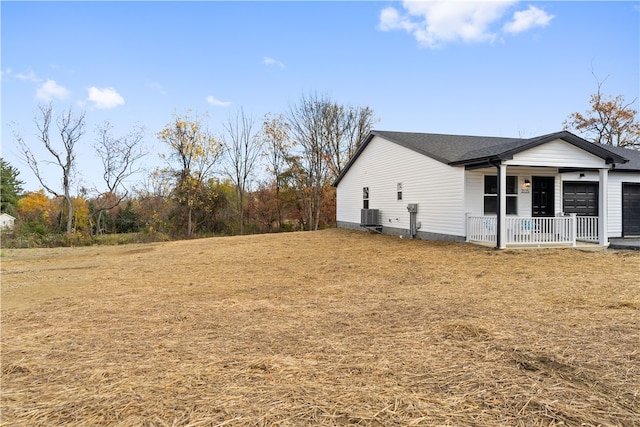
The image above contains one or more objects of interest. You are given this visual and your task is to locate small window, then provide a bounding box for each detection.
[397,183,403,201]
[363,187,369,209]
[484,175,518,215]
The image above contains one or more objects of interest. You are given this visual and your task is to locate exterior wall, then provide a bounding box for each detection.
[0,213,15,230]
[506,139,606,168]
[460,141,612,222]
[465,166,559,218]
[338,134,639,242]
[560,170,640,238]
[336,135,466,239]
[466,167,640,238]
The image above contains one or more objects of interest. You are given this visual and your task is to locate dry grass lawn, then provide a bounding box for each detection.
[1,229,639,426]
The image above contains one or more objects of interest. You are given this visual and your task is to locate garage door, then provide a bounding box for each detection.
[623,183,640,237]
[563,182,598,216]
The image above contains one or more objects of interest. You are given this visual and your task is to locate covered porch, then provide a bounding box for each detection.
[466,214,600,248]
[455,135,624,249]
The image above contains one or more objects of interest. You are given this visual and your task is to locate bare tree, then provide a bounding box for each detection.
[288,93,331,231]
[288,94,377,230]
[344,106,377,163]
[324,104,377,177]
[322,102,348,178]
[132,167,176,233]
[262,113,292,231]
[15,103,85,234]
[223,108,262,235]
[92,121,147,234]
[564,73,640,149]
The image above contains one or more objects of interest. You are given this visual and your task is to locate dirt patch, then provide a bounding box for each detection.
[1,229,639,426]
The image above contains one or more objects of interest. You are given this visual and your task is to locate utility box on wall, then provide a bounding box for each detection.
[407,204,418,213]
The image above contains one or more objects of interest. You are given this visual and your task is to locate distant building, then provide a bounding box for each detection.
[0,213,16,230]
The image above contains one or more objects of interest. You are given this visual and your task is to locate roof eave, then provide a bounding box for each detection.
[449,155,511,168]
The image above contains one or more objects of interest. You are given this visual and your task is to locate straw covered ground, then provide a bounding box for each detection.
[1,228,639,426]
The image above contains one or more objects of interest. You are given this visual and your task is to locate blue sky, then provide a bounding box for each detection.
[2,1,639,192]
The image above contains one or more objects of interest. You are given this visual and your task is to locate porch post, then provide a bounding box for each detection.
[465,212,470,242]
[598,167,609,246]
[570,213,577,247]
[497,162,507,249]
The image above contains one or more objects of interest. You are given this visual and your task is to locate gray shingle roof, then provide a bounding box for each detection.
[370,130,523,164]
[333,130,638,186]
[598,144,640,171]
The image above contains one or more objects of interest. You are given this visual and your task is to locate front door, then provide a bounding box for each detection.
[532,177,555,217]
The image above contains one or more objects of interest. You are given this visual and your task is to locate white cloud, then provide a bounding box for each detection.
[36,79,70,101]
[206,95,231,107]
[148,81,167,96]
[16,71,41,82]
[378,6,417,33]
[264,56,286,69]
[504,5,554,34]
[87,86,125,109]
[378,1,553,48]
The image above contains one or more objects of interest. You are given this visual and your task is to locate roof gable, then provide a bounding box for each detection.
[333,130,634,187]
[507,139,611,168]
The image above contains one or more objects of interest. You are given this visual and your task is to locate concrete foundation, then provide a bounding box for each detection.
[336,221,466,243]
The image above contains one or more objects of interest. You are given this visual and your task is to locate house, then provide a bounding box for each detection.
[333,130,640,249]
[0,212,16,230]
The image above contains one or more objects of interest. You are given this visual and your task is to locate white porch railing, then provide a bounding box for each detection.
[467,215,600,246]
[576,216,599,242]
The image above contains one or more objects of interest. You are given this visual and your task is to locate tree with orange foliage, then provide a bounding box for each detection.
[16,190,57,234]
[564,74,640,149]
[69,195,90,233]
[17,190,51,223]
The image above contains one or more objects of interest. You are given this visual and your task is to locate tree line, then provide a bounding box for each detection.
[2,81,639,247]
[2,93,377,246]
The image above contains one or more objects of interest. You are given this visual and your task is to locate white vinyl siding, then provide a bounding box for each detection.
[465,167,559,217]
[558,171,640,238]
[336,135,465,237]
[338,133,640,242]
[506,139,606,168]
[606,173,640,237]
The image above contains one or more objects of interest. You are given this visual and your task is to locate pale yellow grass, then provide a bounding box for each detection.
[1,229,639,426]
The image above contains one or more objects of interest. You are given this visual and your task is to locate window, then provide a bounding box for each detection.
[363,187,369,209]
[484,175,518,215]
[397,183,403,201]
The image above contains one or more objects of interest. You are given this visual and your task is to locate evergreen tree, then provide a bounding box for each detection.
[1,158,24,215]
[115,201,140,233]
